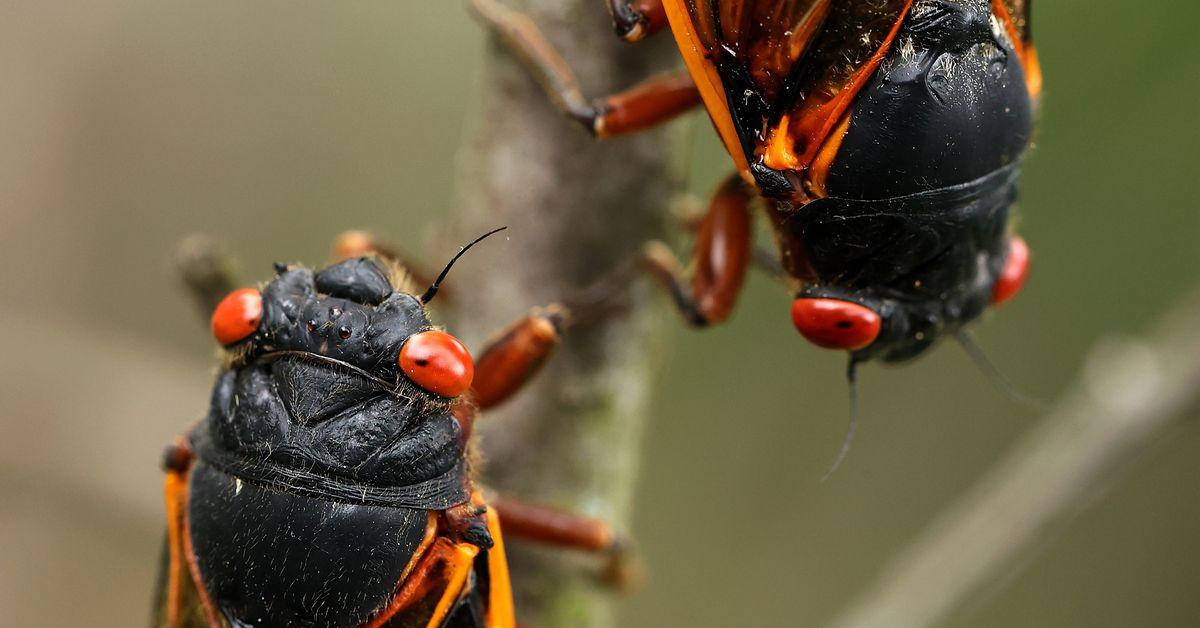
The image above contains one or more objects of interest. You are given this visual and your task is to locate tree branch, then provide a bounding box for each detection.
[449,2,681,625]
[829,288,1200,628]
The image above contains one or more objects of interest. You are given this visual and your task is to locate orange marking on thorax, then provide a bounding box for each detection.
[806,113,852,198]
[762,0,832,172]
[764,115,800,172]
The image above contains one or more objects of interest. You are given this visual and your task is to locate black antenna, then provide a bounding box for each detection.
[821,358,860,481]
[420,226,507,304]
[955,330,1044,411]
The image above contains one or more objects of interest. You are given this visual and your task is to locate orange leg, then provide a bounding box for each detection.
[606,0,667,42]
[471,305,568,411]
[453,305,569,442]
[592,72,700,137]
[491,496,637,588]
[642,173,754,326]
[470,0,701,138]
[492,497,614,552]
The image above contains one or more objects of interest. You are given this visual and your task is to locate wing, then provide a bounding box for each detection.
[997,0,1031,42]
[994,0,1041,97]
[663,0,913,179]
[151,471,215,628]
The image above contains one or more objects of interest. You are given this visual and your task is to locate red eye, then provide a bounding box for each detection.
[399,330,474,398]
[992,236,1030,306]
[791,298,881,351]
[211,288,262,345]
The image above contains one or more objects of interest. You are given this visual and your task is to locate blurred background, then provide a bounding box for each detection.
[2,1,1198,626]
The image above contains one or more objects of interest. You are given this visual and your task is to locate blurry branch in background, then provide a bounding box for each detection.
[830,288,1200,628]
[174,234,238,318]
[448,1,681,626]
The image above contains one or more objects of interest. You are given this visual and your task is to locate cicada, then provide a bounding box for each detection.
[153,231,629,627]
[474,0,1040,364]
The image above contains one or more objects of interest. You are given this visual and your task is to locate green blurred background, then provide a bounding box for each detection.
[1,1,1198,626]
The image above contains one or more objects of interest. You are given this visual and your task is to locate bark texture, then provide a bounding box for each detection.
[449,2,681,626]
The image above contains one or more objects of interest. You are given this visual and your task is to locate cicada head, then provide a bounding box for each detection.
[200,257,472,495]
[786,226,1032,363]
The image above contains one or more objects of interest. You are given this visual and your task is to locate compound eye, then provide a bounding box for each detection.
[790,298,881,351]
[399,330,474,398]
[991,236,1030,306]
[211,288,262,345]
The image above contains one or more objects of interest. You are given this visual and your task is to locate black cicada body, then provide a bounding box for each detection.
[663,0,1040,361]
[156,257,516,628]
[476,0,1043,366]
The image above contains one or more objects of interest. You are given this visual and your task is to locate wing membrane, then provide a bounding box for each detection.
[999,0,1031,43]
[994,0,1039,96]
[666,0,912,174]
[686,0,832,102]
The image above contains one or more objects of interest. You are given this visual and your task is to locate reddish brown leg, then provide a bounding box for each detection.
[452,305,568,441]
[606,0,667,42]
[491,496,638,588]
[332,229,402,262]
[642,172,754,327]
[471,305,568,410]
[470,0,700,137]
[592,72,699,137]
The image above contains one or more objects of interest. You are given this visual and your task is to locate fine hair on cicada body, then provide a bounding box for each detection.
[155,229,631,627]
[763,0,1038,366]
[167,254,485,627]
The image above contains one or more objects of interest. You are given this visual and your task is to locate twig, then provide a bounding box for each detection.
[174,233,239,319]
[449,1,681,626]
[829,288,1200,628]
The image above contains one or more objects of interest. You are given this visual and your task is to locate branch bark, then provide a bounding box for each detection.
[449,2,680,626]
[829,288,1200,628]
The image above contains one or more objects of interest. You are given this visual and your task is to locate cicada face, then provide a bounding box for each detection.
[201,258,475,502]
